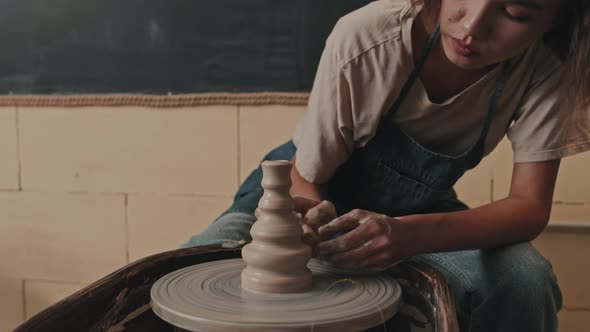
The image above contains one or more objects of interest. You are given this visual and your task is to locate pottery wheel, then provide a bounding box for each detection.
[151,258,402,332]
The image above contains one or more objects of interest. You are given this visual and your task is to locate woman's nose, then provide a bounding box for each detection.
[459,3,490,40]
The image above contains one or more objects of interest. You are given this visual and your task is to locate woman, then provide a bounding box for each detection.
[184,1,590,330]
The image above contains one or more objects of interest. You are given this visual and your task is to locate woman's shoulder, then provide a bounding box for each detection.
[327,0,412,66]
[519,39,563,89]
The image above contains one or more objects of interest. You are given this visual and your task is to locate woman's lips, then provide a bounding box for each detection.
[450,37,476,57]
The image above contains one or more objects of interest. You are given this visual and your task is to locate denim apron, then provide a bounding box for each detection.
[225,25,512,218]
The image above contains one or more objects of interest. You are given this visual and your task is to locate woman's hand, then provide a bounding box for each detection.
[255,197,337,248]
[299,200,338,248]
[254,196,323,219]
[300,200,337,232]
[316,209,416,270]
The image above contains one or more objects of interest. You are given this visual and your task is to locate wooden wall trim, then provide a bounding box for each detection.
[0,93,310,108]
[546,222,590,234]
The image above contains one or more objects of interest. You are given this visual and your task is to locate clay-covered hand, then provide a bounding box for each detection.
[299,200,338,248]
[255,197,331,248]
[316,209,413,270]
[300,200,337,233]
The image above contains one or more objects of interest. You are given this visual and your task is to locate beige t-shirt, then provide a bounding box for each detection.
[292,0,590,184]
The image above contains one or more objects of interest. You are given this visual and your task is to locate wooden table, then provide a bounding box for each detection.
[14,245,458,332]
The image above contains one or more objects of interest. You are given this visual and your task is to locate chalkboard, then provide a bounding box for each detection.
[0,0,374,94]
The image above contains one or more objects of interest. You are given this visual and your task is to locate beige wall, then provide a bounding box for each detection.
[1,104,589,331]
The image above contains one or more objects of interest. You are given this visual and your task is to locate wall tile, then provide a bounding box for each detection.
[455,156,493,208]
[0,275,24,332]
[553,152,590,203]
[0,107,19,190]
[239,105,306,183]
[127,195,232,261]
[19,106,238,195]
[25,280,86,319]
[533,232,590,308]
[0,192,126,281]
[558,310,590,332]
[548,203,590,225]
[454,136,520,207]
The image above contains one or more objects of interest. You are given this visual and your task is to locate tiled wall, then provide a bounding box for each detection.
[1,105,588,331]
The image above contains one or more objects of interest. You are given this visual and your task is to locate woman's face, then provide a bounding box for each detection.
[438,0,561,70]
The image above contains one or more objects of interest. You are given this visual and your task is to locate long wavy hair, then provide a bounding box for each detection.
[411,0,590,108]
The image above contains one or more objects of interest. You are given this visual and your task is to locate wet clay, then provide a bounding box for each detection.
[150,160,403,331]
[241,160,313,293]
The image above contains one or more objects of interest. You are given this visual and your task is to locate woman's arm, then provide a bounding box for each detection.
[289,154,324,202]
[315,159,561,268]
[404,159,561,254]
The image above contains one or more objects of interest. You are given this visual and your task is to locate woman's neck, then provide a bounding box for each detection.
[412,10,495,103]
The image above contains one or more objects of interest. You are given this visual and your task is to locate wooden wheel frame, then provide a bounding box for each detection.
[14,244,459,332]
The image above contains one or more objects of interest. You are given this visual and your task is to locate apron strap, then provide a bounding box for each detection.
[382,25,441,124]
[478,60,512,142]
[381,22,512,145]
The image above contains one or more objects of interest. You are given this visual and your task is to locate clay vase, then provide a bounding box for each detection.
[241,160,312,294]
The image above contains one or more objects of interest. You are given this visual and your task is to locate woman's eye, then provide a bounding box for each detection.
[503,5,530,22]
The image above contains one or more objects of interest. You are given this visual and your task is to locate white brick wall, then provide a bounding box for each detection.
[0,105,588,331]
[0,192,126,281]
[0,107,19,190]
[19,106,239,195]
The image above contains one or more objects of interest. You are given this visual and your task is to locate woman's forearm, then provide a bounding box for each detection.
[402,196,551,255]
[289,155,324,202]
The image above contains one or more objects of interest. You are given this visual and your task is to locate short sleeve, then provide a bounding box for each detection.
[507,53,590,163]
[292,35,355,184]
[292,0,409,183]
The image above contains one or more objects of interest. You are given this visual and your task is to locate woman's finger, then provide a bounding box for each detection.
[317,209,367,237]
[323,235,390,266]
[357,249,401,271]
[316,222,372,256]
[303,200,337,232]
[301,224,320,248]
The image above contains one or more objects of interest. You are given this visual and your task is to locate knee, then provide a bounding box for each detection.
[180,212,256,248]
[479,243,563,312]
